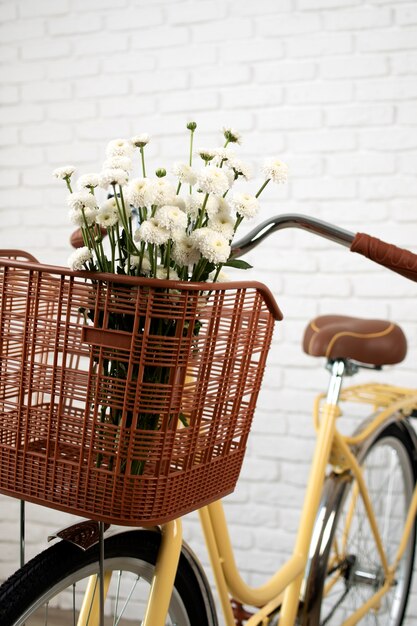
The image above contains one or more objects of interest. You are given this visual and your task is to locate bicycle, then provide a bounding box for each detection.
[0,214,416,626]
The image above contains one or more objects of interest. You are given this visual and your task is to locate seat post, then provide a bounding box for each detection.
[326,359,346,406]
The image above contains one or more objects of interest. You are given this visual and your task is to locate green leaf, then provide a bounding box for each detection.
[224,259,253,270]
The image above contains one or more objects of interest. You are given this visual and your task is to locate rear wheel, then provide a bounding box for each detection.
[301,422,417,626]
[0,529,214,626]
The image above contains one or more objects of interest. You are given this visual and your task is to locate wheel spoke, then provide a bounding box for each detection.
[114,575,141,626]
[72,584,76,626]
[113,570,122,626]
[307,429,416,626]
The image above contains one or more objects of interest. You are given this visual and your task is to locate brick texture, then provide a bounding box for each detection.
[1,1,417,624]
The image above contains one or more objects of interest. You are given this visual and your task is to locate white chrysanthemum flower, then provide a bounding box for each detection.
[156,265,179,281]
[223,127,242,144]
[131,134,150,148]
[206,195,230,219]
[231,192,260,219]
[53,165,76,180]
[208,213,235,239]
[208,269,230,283]
[101,196,118,212]
[228,157,252,181]
[95,202,119,228]
[164,194,186,212]
[68,246,93,271]
[197,167,230,197]
[156,205,188,233]
[99,168,129,188]
[141,255,152,275]
[68,206,97,226]
[262,158,289,184]
[125,253,152,275]
[150,179,177,207]
[172,234,201,267]
[105,138,134,158]
[125,178,153,208]
[76,173,100,190]
[102,156,132,172]
[224,167,236,188]
[68,209,83,226]
[126,255,139,273]
[213,147,235,165]
[185,192,204,220]
[191,228,231,264]
[172,162,198,186]
[134,218,170,246]
[67,191,98,211]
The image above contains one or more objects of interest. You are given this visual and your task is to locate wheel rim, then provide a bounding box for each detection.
[320,435,415,626]
[14,556,190,626]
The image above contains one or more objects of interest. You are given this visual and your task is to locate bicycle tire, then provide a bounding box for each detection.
[301,421,417,626]
[0,528,215,626]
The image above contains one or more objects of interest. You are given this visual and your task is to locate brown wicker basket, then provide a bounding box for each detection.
[0,253,281,526]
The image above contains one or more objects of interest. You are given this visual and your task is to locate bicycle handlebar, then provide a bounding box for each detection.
[230,214,355,256]
[231,214,417,284]
[71,213,417,283]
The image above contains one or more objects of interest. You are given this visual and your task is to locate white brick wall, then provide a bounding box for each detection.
[1,0,417,623]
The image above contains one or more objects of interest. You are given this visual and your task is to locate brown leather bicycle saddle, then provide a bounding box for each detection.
[303,315,407,366]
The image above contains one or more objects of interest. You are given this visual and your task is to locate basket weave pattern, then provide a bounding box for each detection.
[0,257,277,525]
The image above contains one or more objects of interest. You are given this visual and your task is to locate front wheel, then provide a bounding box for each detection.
[301,421,417,626]
[0,529,216,626]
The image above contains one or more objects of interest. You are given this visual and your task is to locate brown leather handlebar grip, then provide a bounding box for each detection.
[351,232,417,282]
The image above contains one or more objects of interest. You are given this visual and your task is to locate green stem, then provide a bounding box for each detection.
[140,147,146,177]
[148,243,155,276]
[255,178,270,198]
[191,257,208,282]
[211,265,222,283]
[108,228,116,272]
[81,210,103,270]
[65,176,73,193]
[234,214,244,234]
[165,239,171,277]
[189,130,194,167]
[195,194,209,229]
[138,241,146,275]
[115,222,123,265]
[189,129,195,194]
[113,185,140,263]
[96,229,108,271]
[113,185,128,230]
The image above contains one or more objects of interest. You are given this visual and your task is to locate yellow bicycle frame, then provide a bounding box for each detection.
[77,375,417,626]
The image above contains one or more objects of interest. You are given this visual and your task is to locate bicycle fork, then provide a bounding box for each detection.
[74,520,183,626]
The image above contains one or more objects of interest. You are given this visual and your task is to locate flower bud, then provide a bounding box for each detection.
[198,150,215,163]
[186,121,197,131]
[155,168,167,178]
[223,127,241,145]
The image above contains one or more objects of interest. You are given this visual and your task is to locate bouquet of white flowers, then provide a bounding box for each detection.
[53,124,287,475]
[54,123,288,283]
